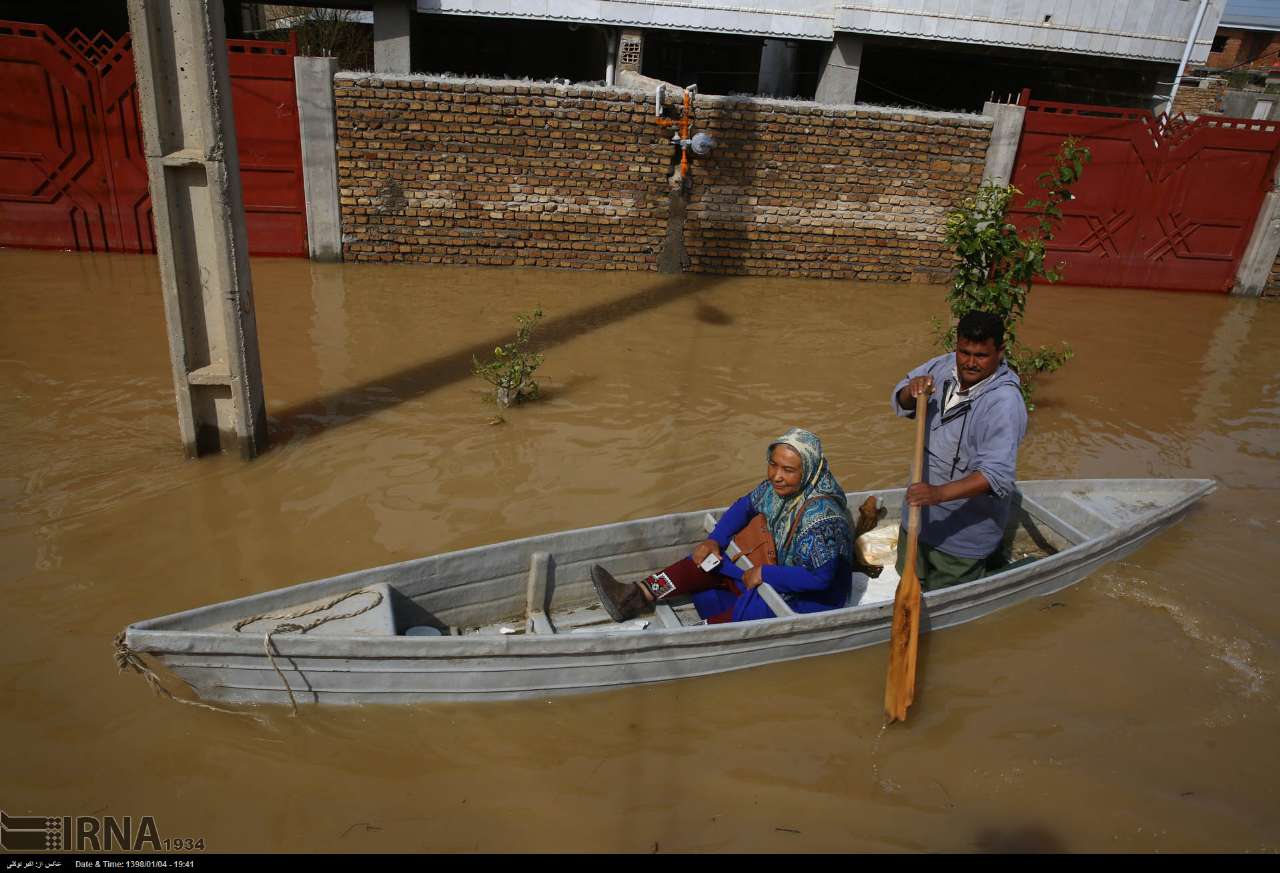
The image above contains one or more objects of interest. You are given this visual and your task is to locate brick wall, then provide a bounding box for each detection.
[335,76,672,270]
[1207,29,1246,69]
[1206,28,1280,71]
[1172,77,1228,117]
[334,74,993,281]
[1266,250,1280,297]
[685,95,991,281]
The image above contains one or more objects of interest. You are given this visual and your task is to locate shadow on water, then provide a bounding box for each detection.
[972,824,1068,852]
[268,87,776,448]
[269,271,731,445]
[694,301,733,325]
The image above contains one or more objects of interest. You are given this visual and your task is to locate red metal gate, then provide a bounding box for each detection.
[0,21,307,257]
[1009,95,1280,293]
[224,36,309,257]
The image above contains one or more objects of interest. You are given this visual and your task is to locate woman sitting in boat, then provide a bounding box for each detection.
[591,427,855,624]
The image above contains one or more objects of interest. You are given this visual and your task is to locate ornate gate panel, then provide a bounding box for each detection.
[0,22,306,256]
[0,23,120,251]
[1010,96,1280,293]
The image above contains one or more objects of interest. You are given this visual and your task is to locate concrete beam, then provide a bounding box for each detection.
[373,0,412,75]
[981,101,1027,187]
[815,33,862,105]
[758,39,797,98]
[295,56,343,261]
[127,0,267,459]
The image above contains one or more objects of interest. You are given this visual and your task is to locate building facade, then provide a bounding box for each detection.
[1203,0,1280,72]
[356,0,1226,110]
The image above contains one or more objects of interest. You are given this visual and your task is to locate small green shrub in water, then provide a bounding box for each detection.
[937,138,1091,409]
[472,308,545,408]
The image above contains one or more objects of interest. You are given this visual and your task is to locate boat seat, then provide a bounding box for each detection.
[756,583,794,616]
[757,569,896,616]
[653,603,684,628]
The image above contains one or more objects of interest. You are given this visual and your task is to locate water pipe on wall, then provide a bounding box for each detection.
[655,84,715,179]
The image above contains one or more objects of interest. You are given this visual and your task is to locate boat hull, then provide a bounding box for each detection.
[123,478,1214,705]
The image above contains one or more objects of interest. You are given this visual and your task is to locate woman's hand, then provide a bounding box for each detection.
[743,565,764,589]
[692,538,722,568]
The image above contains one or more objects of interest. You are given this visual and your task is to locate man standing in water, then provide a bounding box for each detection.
[891,311,1028,590]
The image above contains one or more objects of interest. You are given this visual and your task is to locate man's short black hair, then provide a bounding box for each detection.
[957,311,1005,348]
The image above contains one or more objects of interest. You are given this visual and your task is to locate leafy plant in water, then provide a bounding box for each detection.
[472,308,545,408]
[937,138,1091,409]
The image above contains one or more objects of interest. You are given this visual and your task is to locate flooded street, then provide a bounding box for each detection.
[1,249,1277,852]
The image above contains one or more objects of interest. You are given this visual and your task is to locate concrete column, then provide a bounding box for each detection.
[604,28,618,86]
[373,0,412,75]
[1233,192,1280,296]
[815,33,863,104]
[295,56,343,261]
[127,0,267,459]
[758,39,797,98]
[981,101,1027,187]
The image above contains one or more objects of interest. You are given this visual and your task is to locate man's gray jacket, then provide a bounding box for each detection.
[891,353,1028,559]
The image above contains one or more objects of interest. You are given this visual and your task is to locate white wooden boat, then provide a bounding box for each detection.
[120,478,1214,705]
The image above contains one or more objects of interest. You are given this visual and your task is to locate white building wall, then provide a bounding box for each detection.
[411,0,1225,63]
[413,0,834,40]
[833,0,1225,63]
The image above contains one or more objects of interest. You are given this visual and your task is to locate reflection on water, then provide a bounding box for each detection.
[1,250,1278,851]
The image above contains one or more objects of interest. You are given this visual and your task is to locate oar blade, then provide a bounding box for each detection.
[884,388,929,724]
[884,565,921,722]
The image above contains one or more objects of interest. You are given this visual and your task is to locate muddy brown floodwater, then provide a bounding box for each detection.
[1,250,1277,852]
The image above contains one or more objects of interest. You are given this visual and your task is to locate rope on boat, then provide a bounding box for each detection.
[112,632,261,721]
[233,588,385,717]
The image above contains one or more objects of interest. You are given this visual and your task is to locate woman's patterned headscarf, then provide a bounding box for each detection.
[749,428,854,567]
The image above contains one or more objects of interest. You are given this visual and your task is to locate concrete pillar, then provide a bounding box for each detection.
[980,101,1027,187]
[127,0,267,459]
[1232,192,1280,296]
[815,33,863,104]
[758,39,797,98]
[604,28,618,86]
[373,0,412,75]
[295,56,343,261]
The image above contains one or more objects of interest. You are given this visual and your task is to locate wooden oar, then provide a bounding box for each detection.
[885,390,929,723]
